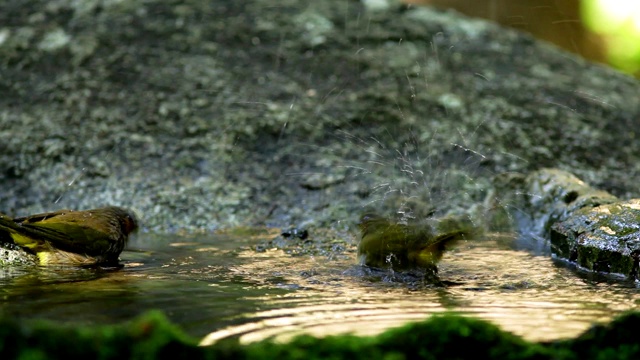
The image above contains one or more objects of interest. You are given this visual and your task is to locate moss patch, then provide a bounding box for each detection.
[4,310,640,359]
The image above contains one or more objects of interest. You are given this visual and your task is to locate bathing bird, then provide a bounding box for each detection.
[0,206,138,266]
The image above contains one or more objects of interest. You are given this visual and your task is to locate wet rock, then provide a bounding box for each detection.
[0,241,37,267]
[498,168,640,278]
[0,223,35,266]
[499,168,618,238]
[551,200,640,278]
[281,227,309,240]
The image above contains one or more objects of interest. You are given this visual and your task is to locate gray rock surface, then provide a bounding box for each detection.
[1,0,639,239]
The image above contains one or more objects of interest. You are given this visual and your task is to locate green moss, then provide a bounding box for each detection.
[0,311,205,360]
[5,311,640,359]
[374,315,555,360]
[575,245,634,275]
[556,311,640,360]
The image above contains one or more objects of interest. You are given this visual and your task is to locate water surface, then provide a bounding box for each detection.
[1,230,638,345]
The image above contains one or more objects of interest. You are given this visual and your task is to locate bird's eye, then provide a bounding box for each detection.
[359,213,377,222]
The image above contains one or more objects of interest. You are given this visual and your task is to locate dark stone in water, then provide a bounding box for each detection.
[281,228,309,240]
[551,200,640,278]
[498,168,640,279]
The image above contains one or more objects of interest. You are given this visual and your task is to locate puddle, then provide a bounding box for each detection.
[0,230,638,345]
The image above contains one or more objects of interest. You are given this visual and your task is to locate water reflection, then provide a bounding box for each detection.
[0,230,639,345]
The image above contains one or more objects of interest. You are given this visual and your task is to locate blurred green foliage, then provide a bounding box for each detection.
[583,0,640,76]
[3,311,640,359]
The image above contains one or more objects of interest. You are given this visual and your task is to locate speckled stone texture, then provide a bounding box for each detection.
[0,0,638,236]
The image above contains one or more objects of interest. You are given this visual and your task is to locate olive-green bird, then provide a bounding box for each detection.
[357,213,476,271]
[0,206,138,266]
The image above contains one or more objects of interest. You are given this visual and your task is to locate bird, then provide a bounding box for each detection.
[0,206,138,266]
[357,213,476,271]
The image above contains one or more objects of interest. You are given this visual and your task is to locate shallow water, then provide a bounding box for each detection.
[1,230,639,345]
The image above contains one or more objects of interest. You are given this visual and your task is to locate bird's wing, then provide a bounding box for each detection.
[12,209,74,224]
[12,210,100,252]
[0,210,76,249]
[18,221,106,256]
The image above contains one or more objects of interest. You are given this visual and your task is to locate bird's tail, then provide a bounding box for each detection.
[0,214,22,244]
[431,214,480,247]
[0,214,50,251]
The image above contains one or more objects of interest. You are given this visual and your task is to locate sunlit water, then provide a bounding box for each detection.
[1,230,639,345]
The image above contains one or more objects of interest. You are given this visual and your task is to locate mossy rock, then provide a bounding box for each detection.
[497,168,640,279]
[551,199,640,277]
[496,168,618,238]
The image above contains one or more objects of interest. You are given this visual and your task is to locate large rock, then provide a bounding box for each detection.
[0,0,639,236]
